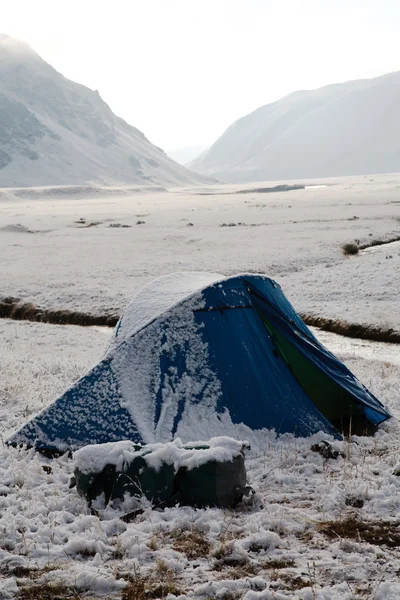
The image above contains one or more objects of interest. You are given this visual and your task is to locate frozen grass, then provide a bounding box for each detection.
[0,320,107,439]
[1,320,400,598]
[170,528,211,559]
[120,561,182,599]
[15,582,78,600]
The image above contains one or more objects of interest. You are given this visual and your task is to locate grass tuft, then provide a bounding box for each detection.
[341,242,359,256]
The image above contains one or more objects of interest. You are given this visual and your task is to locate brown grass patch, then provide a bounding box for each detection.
[264,558,296,569]
[270,571,309,591]
[121,564,182,600]
[317,516,400,547]
[16,583,75,600]
[1,565,58,580]
[212,543,249,572]
[212,542,234,562]
[122,581,182,600]
[170,529,211,560]
[2,566,40,579]
[216,563,258,579]
[146,535,159,552]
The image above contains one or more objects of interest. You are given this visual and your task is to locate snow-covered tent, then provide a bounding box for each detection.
[8,273,390,451]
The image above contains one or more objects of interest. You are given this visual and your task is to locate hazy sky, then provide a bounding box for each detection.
[2,0,400,150]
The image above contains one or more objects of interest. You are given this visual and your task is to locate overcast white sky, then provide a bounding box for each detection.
[2,0,400,150]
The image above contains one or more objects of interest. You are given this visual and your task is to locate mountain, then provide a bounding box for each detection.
[166,145,209,165]
[0,34,208,187]
[189,72,400,182]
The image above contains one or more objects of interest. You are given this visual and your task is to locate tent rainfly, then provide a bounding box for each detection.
[8,273,390,451]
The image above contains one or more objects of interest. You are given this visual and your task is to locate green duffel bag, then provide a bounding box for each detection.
[73,437,251,513]
[174,451,247,508]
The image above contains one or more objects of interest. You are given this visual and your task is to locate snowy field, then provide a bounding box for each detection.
[0,173,399,331]
[1,320,400,599]
[0,173,399,598]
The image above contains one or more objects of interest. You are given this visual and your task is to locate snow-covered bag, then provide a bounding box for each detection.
[73,436,252,514]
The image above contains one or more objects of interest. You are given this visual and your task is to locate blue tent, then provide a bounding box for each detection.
[9,273,390,451]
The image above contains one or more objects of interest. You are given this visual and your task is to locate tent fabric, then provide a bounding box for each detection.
[8,273,390,451]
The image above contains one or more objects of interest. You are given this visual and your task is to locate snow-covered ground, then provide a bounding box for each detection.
[0,173,399,331]
[1,173,399,598]
[1,320,400,599]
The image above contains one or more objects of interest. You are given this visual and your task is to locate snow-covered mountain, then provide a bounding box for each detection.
[189,72,400,182]
[0,34,208,187]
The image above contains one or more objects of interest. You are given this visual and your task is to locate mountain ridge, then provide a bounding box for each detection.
[0,34,208,187]
[189,71,400,182]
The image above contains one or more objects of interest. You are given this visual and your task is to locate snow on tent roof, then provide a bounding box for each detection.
[107,271,224,349]
[8,273,390,452]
